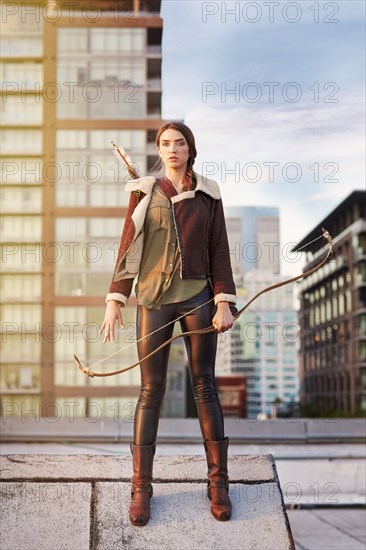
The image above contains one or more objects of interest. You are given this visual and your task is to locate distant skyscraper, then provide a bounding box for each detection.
[216,205,298,418]
[244,272,299,418]
[225,206,280,277]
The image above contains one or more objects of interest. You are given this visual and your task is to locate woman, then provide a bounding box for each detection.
[100,122,237,526]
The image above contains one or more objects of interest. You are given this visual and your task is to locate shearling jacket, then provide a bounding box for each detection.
[106,173,237,307]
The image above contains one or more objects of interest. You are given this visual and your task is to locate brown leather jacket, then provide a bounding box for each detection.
[106,173,237,307]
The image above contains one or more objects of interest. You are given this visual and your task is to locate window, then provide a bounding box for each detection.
[1,244,42,272]
[1,130,42,155]
[339,294,345,316]
[1,364,40,391]
[90,29,145,53]
[0,188,41,213]
[2,62,43,86]
[0,334,41,362]
[1,35,43,57]
[1,216,41,241]
[1,159,42,184]
[326,300,332,321]
[0,304,41,325]
[356,262,366,284]
[56,28,147,120]
[0,274,42,300]
[57,29,88,52]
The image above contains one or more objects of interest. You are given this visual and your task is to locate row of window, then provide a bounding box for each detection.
[308,292,352,326]
[1,97,43,125]
[304,373,351,393]
[265,374,297,380]
[304,346,349,371]
[58,29,145,54]
[57,59,146,86]
[1,27,146,57]
[1,183,150,212]
[1,131,42,155]
[304,321,349,349]
[0,395,143,421]
[1,272,114,299]
[1,129,147,152]
[2,36,42,57]
[1,62,43,86]
[1,217,125,242]
[304,273,350,304]
[57,129,146,150]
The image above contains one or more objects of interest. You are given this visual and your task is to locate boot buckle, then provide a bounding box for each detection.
[207,479,229,491]
[131,484,153,498]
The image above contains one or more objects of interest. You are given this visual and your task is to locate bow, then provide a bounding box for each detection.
[74,227,332,378]
[73,142,333,378]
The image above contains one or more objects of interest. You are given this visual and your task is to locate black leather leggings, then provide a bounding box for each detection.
[133,283,225,445]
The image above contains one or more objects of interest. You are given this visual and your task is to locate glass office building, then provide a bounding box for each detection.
[225,206,281,277]
[218,206,299,418]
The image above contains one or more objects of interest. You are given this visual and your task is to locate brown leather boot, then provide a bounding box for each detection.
[204,437,232,521]
[129,442,156,526]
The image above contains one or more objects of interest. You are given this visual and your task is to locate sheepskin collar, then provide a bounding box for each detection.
[124,172,221,200]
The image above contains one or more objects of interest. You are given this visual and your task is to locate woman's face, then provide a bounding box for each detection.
[157,128,190,171]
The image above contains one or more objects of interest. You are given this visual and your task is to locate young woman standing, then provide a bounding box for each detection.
[100,121,237,525]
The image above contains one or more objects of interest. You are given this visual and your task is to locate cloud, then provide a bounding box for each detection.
[301,189,349,203]
[160,0,365,276]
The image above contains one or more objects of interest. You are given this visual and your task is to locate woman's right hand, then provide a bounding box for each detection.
[99,301,124,343]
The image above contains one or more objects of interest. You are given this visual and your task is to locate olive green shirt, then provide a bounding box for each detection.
[135,184,207,309]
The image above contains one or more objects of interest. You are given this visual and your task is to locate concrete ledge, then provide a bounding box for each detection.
[0,454,274,482]
[2,418,365,443]
[0,454,295,550]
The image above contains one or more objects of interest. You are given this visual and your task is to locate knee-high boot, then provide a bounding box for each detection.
[129,442,156,526]
[204,437,232,521]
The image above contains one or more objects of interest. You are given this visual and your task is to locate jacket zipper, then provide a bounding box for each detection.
[172,205,184,279]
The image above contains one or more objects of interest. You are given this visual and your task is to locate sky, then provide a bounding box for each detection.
[159,0,365,276]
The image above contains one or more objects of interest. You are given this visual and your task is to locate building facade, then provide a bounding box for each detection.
[294,191,366,416]
[1,0,164,418]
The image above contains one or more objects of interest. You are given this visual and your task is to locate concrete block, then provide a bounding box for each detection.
[95,481,293,550]
[0,454,294,549]
[0,482,90,550]
[0,454,275,483]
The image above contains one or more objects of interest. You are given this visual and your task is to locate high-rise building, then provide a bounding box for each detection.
[1,0,164,418]
[225,206,280,278]
[245,273,299,418]
[215,272,299,419]
[217,206,299,418]
[294,190,366,416]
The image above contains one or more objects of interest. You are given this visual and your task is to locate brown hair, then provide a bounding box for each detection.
[152,121,197,190]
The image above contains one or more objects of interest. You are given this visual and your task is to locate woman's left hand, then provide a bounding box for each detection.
[212,302,235,333]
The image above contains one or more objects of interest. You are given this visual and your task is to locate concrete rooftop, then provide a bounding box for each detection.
[0,453,295,550]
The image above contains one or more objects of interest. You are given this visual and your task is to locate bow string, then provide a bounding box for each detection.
[73,144,333,378]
